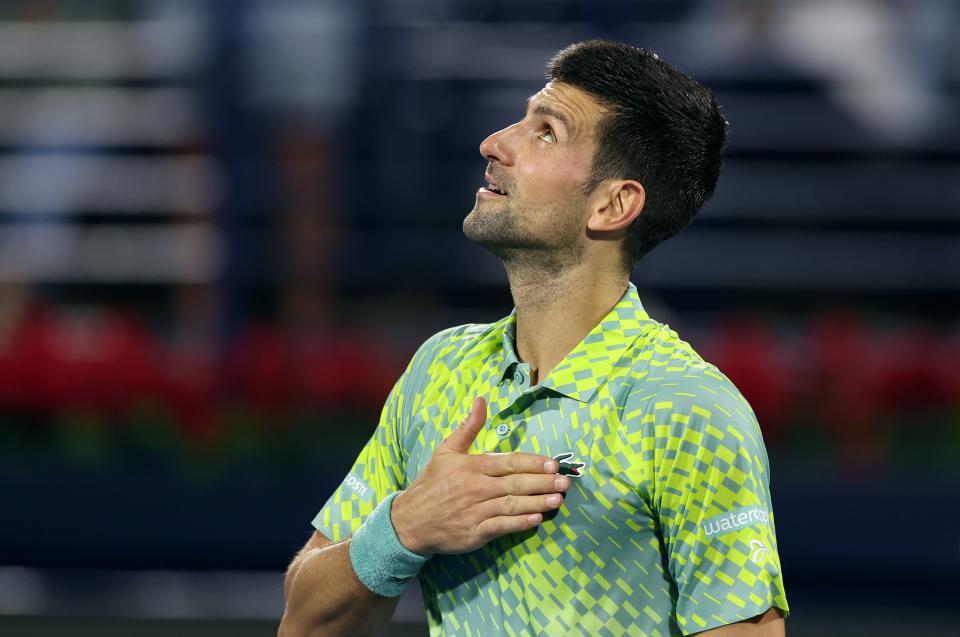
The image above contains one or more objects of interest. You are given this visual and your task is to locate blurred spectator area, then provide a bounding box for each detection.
[0,0,956,447]
[1,0,957,301]
[0,0,958,614]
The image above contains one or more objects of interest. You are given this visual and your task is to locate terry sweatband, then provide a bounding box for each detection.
[349,491,430,597]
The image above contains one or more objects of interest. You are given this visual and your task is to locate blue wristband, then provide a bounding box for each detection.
[349,491,430,597]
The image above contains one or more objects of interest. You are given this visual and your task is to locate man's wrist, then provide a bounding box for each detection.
[391,489,429,555]
[348,491,431,597]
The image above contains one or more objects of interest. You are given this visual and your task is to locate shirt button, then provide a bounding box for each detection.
[495,423,510,436]
[514,371,524,383]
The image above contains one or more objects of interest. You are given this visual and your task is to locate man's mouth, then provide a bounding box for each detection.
[480,176,509,197]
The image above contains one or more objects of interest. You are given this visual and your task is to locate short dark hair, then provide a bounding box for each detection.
[546,40,727,271]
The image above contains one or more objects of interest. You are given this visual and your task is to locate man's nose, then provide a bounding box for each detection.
[479,124,516,165]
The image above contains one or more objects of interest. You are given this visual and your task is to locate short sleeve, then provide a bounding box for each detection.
[651,369,790,635]
[311,328,451,542]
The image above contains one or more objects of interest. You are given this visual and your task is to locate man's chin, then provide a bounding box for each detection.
[463,200,532,248]
[464,225,532,256]
[462,205,498,238]
[461,214,488,246]
[469,196,508,216]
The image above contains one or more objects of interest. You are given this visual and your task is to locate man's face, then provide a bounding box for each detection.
[463,81,606,269]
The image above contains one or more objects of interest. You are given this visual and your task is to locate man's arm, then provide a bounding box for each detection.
[696,607,786,636]
[635,367,790,635]
[277,396,567,637]
[277,531,399,637]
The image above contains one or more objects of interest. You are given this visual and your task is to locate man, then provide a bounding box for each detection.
[279,40,789,637]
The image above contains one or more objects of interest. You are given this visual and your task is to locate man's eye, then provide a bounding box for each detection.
[539,127,556,143]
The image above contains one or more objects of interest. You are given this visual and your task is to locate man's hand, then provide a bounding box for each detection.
[391,396,568,555]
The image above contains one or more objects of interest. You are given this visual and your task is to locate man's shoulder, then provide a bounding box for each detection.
[627,321,717,383]
[622,321,756,427]
[405,319,506,379]
[419,320,503,358]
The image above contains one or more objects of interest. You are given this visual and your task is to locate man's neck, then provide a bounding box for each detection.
[505,262,629,385]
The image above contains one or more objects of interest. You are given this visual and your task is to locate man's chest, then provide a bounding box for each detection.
[406,373,673,633]
[403,371,659,557]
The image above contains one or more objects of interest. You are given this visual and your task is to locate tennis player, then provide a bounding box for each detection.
[279,40,789,637]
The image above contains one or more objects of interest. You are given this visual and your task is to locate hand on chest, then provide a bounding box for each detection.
[406,387,653,544]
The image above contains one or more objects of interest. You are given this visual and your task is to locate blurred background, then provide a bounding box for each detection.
[0,0,957,635]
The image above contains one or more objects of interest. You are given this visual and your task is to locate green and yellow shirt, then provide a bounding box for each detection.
[313,282,789,636]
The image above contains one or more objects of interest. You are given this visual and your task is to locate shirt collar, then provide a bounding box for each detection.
[496,282,655,403]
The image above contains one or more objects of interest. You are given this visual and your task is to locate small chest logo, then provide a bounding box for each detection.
[553,451,585,478]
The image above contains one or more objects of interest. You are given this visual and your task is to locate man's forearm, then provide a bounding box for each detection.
[278,540,399,637]
[696,608,786,636]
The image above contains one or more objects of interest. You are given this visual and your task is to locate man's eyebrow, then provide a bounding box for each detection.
[526,97,574,133]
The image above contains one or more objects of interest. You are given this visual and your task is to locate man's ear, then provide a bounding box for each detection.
[586,180,645,232]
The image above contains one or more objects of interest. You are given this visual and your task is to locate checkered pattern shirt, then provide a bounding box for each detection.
[313,282,789,636]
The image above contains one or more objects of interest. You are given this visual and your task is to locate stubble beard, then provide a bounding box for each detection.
[463,194,585,278]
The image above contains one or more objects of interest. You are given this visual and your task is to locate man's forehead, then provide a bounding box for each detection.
[526,81,605,132]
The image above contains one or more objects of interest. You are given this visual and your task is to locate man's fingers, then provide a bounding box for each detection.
[475,513,543,540]
[479,493,563,518]
[442,396,487,453]
[479,451,558,477]
[486,473,569,498]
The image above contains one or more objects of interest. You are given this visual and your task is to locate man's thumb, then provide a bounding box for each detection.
[443,396,486,453]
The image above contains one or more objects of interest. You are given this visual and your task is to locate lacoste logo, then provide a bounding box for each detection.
[553,451,585,478]
[749,539,769,564]
[344,474,373,501]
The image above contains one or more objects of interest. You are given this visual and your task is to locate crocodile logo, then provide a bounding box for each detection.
[553,451,585,478]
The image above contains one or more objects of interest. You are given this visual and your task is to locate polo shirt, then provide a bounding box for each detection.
[313,282,789,636]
